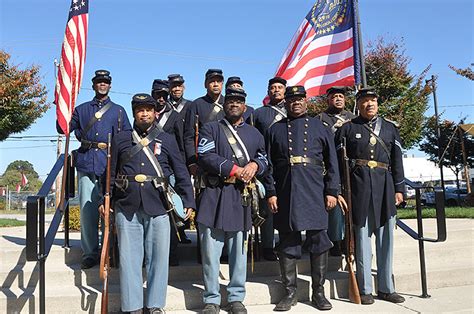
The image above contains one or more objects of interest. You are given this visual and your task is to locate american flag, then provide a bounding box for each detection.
[54,0,89,134]
[273,0,360,98]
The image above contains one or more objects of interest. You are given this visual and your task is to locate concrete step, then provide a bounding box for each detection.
[1,219,473,312]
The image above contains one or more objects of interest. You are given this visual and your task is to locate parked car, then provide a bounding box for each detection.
[420,188,468,206]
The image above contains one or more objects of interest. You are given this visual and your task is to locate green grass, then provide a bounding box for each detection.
[398,207,474,219]
[0,218,26,227]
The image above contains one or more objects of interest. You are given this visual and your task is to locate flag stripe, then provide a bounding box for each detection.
[55,1,89,135]
[270,0,356,99]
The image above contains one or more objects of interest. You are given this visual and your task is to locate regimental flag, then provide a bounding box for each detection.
[273,0,359,98]
[54,0,89,134]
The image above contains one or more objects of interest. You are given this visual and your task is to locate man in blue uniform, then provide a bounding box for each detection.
[225,76,243,89]
[253,76,287,261]
[196,87,268,314]
[151,79,191,266]
[168,73,191,122]
[335,87,405,305]
[265,86,340,311]
[318,86,356,256]
[109,93,195,313]
[57,69,132,269]
[184,69,254,176]
[152,79,184,154]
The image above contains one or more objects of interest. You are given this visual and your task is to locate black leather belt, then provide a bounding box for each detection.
[81,140,108,150]
[289,156,323,166]
[354,159,389,170]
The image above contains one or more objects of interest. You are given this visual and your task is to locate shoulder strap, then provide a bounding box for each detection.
[132,131,166,178]
[204,103,223,123]
[362,118,391,161]
[157,110,173,129]
[120,126,163,167]
[83,102,113,135]
[219,120,250,167]
[175,99,187,113]
[268,106,287,128]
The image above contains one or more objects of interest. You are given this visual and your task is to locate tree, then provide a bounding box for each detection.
[307,38,431,149]
[449,64,474,81]
[0,50,50,141]
[0,160,43,192]
[419,116,474,189]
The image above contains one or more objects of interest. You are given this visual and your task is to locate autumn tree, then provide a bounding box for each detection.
[307,38,431,149]
[419,116,474,190]
[0,50,50,141]
[449,64,474,81]
[0,160,43,191]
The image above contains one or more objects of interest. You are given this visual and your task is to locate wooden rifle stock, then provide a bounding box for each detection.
[339,138,361,304]
[100,133,112,314]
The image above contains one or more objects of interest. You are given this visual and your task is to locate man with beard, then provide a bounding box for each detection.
[57,70,131,269]
[109,93,195,313]
[318,86,356,256]
[265,86,340,311]
[196,87,268,314]
[252,76,288,261]
[335,87,405,305]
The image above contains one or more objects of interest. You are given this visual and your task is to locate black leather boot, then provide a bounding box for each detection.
[274,254,297,311]
[310,251,332,310]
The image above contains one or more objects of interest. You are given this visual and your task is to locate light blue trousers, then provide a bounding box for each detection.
[354,210,396,295]
[77,171,102,261]
[199,223,247,305]
[116,209,170,312]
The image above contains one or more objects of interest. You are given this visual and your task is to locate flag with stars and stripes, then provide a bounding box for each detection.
[54,0,89,134]
[273,0,360,98]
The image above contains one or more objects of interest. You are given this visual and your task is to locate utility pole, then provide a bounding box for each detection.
[426,75,445,192]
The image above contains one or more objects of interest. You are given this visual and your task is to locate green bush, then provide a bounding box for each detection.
[68,205,81,231]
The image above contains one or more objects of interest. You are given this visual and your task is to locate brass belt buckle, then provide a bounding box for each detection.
[97,142,108,149]
[289,156,302,165]
[134,174,147,183]
[367,160,377,168]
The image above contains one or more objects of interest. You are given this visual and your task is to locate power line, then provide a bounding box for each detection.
[0,145,56,150]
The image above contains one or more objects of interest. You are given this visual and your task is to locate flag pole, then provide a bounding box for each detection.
[354,0,367,88]
[58,134,70,213]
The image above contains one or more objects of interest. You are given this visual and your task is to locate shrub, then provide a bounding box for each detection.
[68,205,81,231]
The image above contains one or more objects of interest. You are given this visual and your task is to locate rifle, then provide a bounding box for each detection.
[99,133,113,314]
[338,137,361,304]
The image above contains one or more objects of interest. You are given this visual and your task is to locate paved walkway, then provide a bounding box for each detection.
[167,284,474,313]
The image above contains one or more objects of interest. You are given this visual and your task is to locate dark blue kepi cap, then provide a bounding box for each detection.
[285,85,306,99]
[326,86,347,96]
[356,87,378,100]
[225,76,243,88]
[225,87,247,101]
[92,69,112,83]
[168,74,185,84]
[205,68,224,81]
[268,76,287,87]
[151,79,169,93]
[131,93,156,111]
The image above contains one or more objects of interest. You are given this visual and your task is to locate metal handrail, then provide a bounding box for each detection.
[396,178,447,298]
[25,154,75,314]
